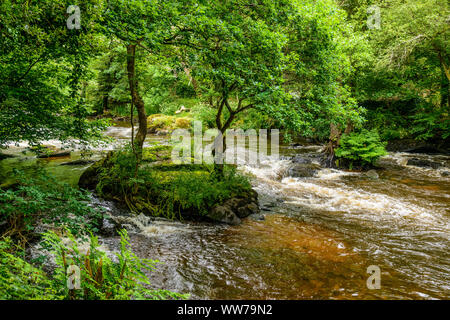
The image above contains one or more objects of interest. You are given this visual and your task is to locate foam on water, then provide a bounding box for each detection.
[281,178,447,227]
[239,150,449,231]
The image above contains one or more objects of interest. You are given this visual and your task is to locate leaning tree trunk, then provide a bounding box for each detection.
[126,44,147,160]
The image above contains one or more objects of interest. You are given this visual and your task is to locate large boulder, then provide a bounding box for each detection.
[207,206,242,225]
[78,152,113,190]
[386,139,450,154]
[286,163,321,178]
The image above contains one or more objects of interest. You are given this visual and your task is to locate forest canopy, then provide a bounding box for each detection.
[1,0,448,149]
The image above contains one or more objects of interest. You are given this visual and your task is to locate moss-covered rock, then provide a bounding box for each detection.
[29,145,71,158]
[78,152,113,190]
[147,114,192,134]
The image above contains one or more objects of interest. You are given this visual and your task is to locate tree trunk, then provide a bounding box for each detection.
[126,44,147,159]
[102,95,109,114]
[324,123,341,168]
[440,64,450,109]
[212,131,226,180]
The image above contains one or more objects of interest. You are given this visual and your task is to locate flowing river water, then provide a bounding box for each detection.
[0,124,449,299]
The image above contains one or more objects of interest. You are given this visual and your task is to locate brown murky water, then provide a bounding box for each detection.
[1,125,449,299]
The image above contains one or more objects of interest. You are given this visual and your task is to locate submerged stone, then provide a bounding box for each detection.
[207,190,259,225]
[208,205,241,225]
[364,169,379,179]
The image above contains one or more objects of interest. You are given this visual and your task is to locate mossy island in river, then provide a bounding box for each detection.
[79,145,260,226]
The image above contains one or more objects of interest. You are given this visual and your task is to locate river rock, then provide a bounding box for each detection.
[207,206,242,225]
[78,152,113,190]
[291,155,312,164]
[32,145,71,158]
[99,216,118,236]
[406,158,441,169]
[287,163,321,178]
[386,139,450,154]
[37,151,71,158]
[364,169,379,179]
[441,171,450,177]
[248,213,265,221]
[156,129,170,135]
[207,189,259,225]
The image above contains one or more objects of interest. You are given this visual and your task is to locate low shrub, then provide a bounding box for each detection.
[190,103,217,128]
[0,237,61,300]
[335,130,387,169]
[41,229,188,300]
[0,230,187,300]
[0,171,102,245]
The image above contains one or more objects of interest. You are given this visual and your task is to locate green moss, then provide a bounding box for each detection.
[147,114,192,133]
[142,145,172,163]
[93,146,252,220]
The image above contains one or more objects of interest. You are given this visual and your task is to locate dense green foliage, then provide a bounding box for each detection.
[1,0,447,147]
[342,0,449,142]
[0,0,448,301]
[0,0,108,147]
[0,171,102,245]
[335,130,387,168]
[41,229,187,300]
[0,230,186,300]
[96,146,252,219]
[0,237,61,300]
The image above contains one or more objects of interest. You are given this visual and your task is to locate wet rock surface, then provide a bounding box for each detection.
[286,163,321,178]
[387,139,450,154]
[78,152,113,190]
[30,145,71,158]
[407,158,442,169]
[207,190,260,225]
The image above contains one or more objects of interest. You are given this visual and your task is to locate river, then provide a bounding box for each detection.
[0,124,449,299]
